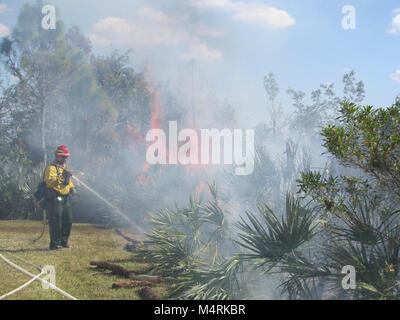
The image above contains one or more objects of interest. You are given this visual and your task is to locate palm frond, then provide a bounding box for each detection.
[135,185,241,299]
[171,257,243,300]
[236,193,318,271]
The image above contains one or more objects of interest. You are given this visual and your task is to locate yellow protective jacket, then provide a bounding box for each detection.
[44,162,75,196]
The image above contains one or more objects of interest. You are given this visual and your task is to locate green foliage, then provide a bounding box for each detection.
[277,251,332,299]
[135,183,241,299]
[171,257,243,300]
[0,146,41,219]
[326,238,400,299]
[289,100,400,299]
[264,73,284,135]
[234,97,400,299]
[236,193,318,272]
[287,70,364,138]
[237,177,400,299]
[322,100,400,194]
[0,3,156,222]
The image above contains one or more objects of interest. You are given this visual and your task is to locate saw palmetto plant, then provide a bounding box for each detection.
[325,238,400,299]
[170,257,244,300]
[236,193,318,273]
[135,203,202,276]
[277,251,332,300]
[234,172,400,300]
[135,102,400,300]
[135,182,241,299]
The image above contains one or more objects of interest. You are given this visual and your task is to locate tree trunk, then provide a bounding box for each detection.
[90,261,162,283]
[137,287,160,300]
[112,280,154,289]
[41,103,47,165]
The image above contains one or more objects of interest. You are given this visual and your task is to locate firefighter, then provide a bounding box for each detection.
[44,145,77,250]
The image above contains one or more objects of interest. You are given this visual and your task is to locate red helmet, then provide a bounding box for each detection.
[55,145,70,157]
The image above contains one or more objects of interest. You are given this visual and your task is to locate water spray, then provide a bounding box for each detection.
[54,164,144,234]
[70,175,145,235]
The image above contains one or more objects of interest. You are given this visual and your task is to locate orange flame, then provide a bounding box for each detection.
[196,181,209,194]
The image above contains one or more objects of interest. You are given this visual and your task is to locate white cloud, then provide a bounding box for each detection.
[88,7,223,62]
[190,0,231,9]
[89,8,192,47]
[189,0,295,28]
[232,6,295,28]
[180,43,222,61]
[388,8,400,34]
[0,24,10,37]
[390,70,400,83]
[0,4,7,14]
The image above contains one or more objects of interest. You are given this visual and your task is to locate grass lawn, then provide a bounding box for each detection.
[0,220,169,300]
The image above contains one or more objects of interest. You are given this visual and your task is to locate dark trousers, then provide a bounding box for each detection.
[48,196,72,247]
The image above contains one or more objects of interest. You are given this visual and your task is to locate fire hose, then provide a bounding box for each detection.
[0,269,45,299]
[32,208,47,243]
[0,252,78,300]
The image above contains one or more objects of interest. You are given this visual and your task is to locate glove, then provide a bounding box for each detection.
[62,169,72,185]
[70,188,77,197]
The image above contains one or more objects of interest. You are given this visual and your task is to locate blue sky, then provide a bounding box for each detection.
[1,0,400,126]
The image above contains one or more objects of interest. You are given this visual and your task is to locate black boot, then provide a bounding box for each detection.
[49,244,63,250]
